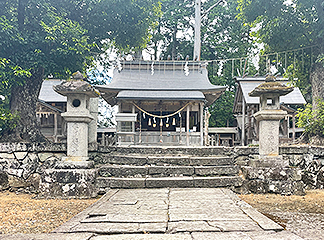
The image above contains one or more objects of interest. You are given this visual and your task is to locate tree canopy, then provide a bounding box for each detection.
[237,0,323,92]
[0,0,160,141]
[237,0,324,143]
[147,0,255,127]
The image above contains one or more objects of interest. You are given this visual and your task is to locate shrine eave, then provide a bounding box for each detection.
[116,90,206,101]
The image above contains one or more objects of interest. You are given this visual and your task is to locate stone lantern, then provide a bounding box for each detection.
[38,72,100,198]
[249,75,293,166]
[53,72,99,166]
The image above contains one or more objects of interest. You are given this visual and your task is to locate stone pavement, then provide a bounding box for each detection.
[2,188,305,240]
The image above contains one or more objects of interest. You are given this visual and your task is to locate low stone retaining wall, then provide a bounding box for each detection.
[233,146,324,194]
[0,143,66,193]
[0,143,323,197]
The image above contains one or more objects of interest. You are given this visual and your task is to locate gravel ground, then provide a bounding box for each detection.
[239,189,324,240]
[0,189,323,239]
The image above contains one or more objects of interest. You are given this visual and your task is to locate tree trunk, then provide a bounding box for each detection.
[171,25,177,60]
[5,68,47,142]
[311,62,324,111]
[310,62,324,145]
[18,0,27,31]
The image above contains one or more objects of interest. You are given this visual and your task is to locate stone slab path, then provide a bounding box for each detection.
[3,188,305,240]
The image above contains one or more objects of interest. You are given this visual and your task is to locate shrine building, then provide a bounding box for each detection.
[96,61,225,146]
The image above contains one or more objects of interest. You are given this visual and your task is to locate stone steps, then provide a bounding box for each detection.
[101,146,233,156]
[95,148,242,190]
[96,176,243,189]
[99,155,234,166]
[98,165,239,178]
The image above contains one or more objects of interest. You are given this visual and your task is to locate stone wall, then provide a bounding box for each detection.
[0,143,66,193]
[0,143,323,197]
[234,146,324,195]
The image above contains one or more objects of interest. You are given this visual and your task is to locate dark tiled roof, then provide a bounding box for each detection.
[97,61,225,106]
[97,61,224,92]
[39,80,67,103]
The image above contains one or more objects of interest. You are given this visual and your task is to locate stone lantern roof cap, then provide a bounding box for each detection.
[53,79,99,98]
[249,75,294,97]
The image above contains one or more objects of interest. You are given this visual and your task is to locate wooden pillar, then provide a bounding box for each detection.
[287,116,290,138]
[292,114,296,141]
[186,104,190,146]
[251,108,255,141]
[179,113,182,144]
[102,133,105,146]
[117,103,121,145]
[241,99,246,146]
[54,113,58,142]
[139,110,142,144]
[132,105,135,144]
[200,102,204,146]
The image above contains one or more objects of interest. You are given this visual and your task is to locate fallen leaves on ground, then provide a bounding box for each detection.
[239,189,324,239]
[239,189,324,214]
[0,191,98,234]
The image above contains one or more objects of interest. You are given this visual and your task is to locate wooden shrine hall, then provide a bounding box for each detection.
[97,61,225,146]
[233,77,306,146]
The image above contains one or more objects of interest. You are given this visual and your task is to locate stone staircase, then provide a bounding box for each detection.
[95,147,242,189]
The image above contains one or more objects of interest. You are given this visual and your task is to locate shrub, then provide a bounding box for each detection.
[296,100,324,138]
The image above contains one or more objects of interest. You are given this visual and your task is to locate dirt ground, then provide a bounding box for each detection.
[0,191,98,234]
[239,189,324,240]
[0,190,323,238]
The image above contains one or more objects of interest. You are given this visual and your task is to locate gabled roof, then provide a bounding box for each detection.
[39,79,67,103]
[97,61,225,106]
[233,77,306,113]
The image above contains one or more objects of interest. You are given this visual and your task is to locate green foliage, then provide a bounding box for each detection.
[0,0,160,137]
[0,0,160,78]
[237,0,324,100]
[146,0,257,127]
[148,0,194,60]
[317,54,324,67]
[201,0,256,127]
[0,58,27,133]
[237,0,324,50]
[208,59,257,127]
[283,63,312,102]
[297,100,324,138]
[0,108,20,134]
[201,0,254,61]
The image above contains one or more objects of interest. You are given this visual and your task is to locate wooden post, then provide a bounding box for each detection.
[132,105,135,144]
[102,133,105,146]
[287,116,290,139]
[186,104,190,146]
[139,110,142,144]
[117,103,121,145]
[241,99,246,146]
[292,114,296,142]
[200,102,204,146]
[54,113,58,142]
